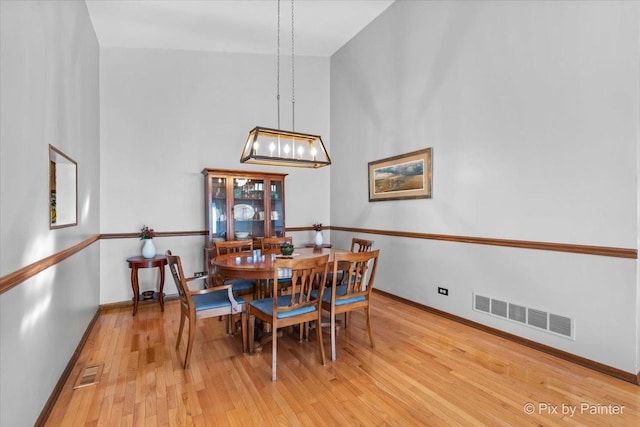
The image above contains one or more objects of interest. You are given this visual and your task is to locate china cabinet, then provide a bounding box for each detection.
[202,168,287,272]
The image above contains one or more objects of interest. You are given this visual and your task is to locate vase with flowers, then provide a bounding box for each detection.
[139,225,156,258]
[312,222,323,247]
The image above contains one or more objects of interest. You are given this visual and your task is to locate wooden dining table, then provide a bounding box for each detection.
[211,246,348,353]
[212,246,346,297]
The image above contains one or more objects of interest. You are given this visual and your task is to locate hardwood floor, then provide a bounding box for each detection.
[46,293,639,426]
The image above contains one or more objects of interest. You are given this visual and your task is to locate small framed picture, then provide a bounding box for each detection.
[368,148,432,202]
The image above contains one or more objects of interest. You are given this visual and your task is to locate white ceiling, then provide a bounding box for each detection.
[85,0,395,57]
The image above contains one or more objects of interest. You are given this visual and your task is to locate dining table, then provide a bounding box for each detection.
[212,246,346,297]
[211,245,348,352]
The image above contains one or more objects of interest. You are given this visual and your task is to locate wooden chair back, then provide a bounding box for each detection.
[323,249,380,360]
[210,239,256,294]
[215,239,253,256]
[166,250,247,368]
[350,237,374,253]
[248,254,329,380]
[261,236,292,251]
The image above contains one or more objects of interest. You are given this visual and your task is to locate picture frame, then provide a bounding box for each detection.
[368,148,432,202]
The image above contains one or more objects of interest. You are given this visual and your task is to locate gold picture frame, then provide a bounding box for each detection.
[368,148,432,202]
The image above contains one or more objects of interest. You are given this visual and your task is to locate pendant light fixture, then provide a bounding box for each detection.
[240,0,331,168]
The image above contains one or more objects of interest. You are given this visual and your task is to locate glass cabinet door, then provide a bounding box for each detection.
[210,176,227,240]
[203,168,286,247]
[233,177,265,240]
[270,179,285,237]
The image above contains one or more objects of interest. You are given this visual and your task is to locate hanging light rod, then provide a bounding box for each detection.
[240,0,330,169]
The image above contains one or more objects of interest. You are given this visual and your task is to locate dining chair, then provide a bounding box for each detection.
[351,237,374,253]
[328,237,375,287]
[317,249,380,361]
[211,239,256,296]
[260,236,294,295]
[248,254,329,381]
[166,250,248,369]
[261,236,293,252]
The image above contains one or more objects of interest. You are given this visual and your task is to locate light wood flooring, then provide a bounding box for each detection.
[46,293,640,426]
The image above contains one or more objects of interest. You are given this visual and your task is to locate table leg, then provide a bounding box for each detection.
[131,267,139,316]
[158,264,165,312]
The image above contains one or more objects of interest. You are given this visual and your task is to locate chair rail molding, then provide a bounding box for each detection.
[0,235,100,294]
[329,226,637,259]
[1,227,636,295]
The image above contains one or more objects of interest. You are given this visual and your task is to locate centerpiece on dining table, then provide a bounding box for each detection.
[279,242,294,256]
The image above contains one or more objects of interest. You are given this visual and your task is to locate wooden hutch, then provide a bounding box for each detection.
[202,168,287,274]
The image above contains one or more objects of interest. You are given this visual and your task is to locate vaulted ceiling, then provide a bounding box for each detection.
[86,0,395,57]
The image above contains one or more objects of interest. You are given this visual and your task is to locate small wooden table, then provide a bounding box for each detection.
[304,243,332,248]
[126,255,167,316]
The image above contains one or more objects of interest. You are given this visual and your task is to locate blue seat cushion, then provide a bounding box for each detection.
[250,294,316,319]
[225,278,255,293]
[193,290,244,312]
[325,271,343,285]
[311,285,366,306]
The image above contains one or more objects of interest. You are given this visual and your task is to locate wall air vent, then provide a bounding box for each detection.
[491,299,507,317]
[528,308,548,330]
[508,303,527,323]
[473,293,573,340]
[475,295,491,313]
[549,314,572,337]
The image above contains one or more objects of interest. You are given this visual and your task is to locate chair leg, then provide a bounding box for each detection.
[317,314,326,365]
[176,310,186,349]
[271,326,278,381]
[248,314,255,354]
[331,309,337,361]
[184,317,196,369]
[241,311,248,354]
[365,306,375,349]
[224,314,231,335]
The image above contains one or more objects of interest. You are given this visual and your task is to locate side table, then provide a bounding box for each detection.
[126,255,167,316]
[304,243,332,248]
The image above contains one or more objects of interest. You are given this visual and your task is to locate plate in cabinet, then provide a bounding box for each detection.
[234,204,255,220]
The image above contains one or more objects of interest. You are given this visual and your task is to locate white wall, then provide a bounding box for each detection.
[0,1,100,425]
[99,47,330,304]
[330,1,639,373]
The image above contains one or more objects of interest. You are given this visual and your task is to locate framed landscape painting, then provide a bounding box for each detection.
[368,148,432,202]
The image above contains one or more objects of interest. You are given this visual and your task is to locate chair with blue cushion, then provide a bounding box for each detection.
[211,239,256,296]
[327,237,375,286]
[248,254,329,381]
[166,250,247,369]
[261,236,294,295]
[261,236,292,251]
[319,249,379,361]
[351,237,374,253]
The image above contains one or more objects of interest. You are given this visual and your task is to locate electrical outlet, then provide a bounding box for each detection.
[438,287,449,296]
[194,271,206,277]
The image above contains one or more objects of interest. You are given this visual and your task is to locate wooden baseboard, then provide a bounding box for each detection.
[373,289,640,385]
[35,308,101,427]
[99,294,179,312]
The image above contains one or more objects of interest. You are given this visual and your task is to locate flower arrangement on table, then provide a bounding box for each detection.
[312,222,322,232]
[139,225,156,240]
